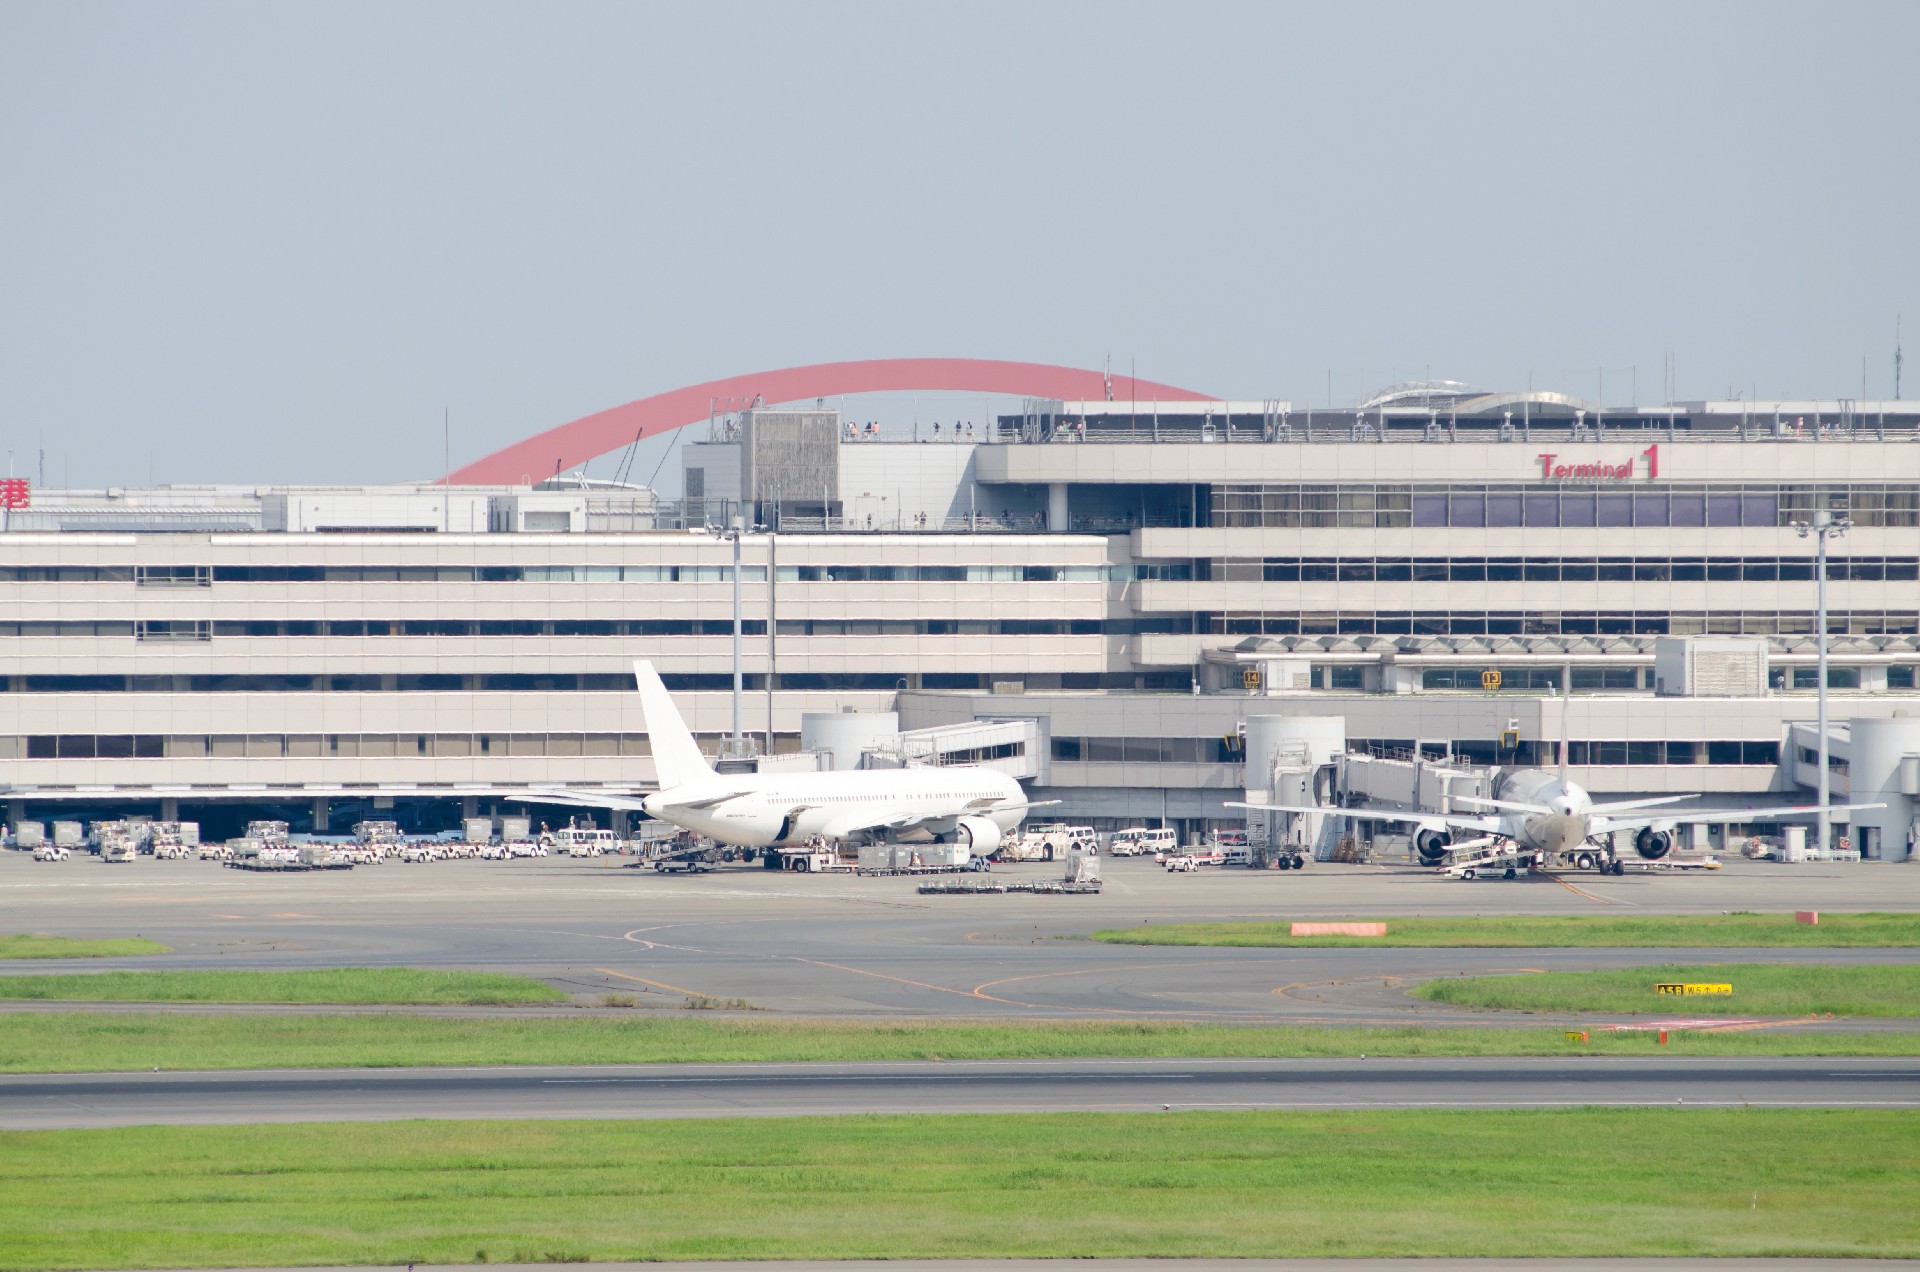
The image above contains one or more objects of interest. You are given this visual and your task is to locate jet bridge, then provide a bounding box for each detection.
[864,718,1043,781]
[1247,743,1496,862]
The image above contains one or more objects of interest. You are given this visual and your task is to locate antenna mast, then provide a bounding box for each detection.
[1897,315,1904,399]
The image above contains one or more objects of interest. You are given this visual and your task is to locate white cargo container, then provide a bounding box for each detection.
[52,821,84,848]
[918,843,972,869]
[462,817,494,844]
[12,822,45,849]
[499,815,532,842]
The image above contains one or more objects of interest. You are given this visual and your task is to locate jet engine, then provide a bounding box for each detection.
[1634,826,1674,860]
[1414,826,1452,865]
[956,815,1003,855]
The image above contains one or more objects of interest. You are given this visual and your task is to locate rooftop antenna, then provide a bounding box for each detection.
[1897,315,1904,399]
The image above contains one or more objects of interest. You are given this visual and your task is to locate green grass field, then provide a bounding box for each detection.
[1092,911,1920,948]
[0,934,168,960]
[1416,963,1920,1017]
[2,1011,1916,1073]
[0,968,563,1006]
[0,1110,1912,1267]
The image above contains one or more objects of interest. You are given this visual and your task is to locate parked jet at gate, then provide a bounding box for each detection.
[1230,765,1884,874]
[526,662,1034,851]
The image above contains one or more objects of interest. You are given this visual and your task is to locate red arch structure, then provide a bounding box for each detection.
[443,357,1212,485]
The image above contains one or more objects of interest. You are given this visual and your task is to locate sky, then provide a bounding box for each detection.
[2,0,1915,491]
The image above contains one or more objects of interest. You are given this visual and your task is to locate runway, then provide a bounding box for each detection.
[6,1055,1916,1129]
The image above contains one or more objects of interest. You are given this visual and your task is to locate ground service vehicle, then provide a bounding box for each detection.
[1002,823,1097,861]
[547,824,619,856]
[32,844,69,861]
[1107,827,1176,857]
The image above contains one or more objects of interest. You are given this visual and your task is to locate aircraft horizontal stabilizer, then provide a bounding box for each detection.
[514,788,652,812]
[1452,795,1554,814]
[650,792,737,812]
[1584,794,1701,814]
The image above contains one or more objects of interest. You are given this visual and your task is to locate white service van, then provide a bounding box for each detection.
[1107,827,1177,858]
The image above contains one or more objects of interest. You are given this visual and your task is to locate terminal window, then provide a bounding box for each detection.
[1215,484,1920,530]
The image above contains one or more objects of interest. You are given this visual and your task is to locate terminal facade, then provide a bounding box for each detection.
[4,381,1918,857]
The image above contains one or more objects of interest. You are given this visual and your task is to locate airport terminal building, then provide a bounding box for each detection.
[5,379,1919,856]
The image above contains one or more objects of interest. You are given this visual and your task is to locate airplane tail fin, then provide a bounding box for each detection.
[633,660,714,788]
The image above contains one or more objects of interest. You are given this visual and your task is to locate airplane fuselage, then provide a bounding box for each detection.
[1498,770,1597,856]
[642,766,1026,847]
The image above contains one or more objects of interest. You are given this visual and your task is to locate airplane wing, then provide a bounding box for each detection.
[1591,800,1888,835]
[811,797,1045,842]
[1225,801,1506,835]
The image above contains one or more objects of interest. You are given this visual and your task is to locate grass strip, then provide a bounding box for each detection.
[1416,963,1920,1017]
[0,935,168,960]
[0,968,563,1006]
[1093,911,1920,947]
[3,1012,1917,1073]
[1,1110,1914,1267]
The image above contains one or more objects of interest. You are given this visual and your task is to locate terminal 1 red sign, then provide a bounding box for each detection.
[0,478,28,509]
[1537,443,1658,481]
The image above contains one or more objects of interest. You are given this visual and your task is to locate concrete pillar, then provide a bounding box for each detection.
[612,810,631,837]
[460,796,478,819]
[1047,483,1069,532]
[159,797,179,821]
[312,798,330,833]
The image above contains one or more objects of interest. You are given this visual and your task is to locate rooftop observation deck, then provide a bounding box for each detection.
[989,390,1920,445]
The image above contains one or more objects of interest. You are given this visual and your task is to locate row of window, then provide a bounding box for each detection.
[1213,484,1920,529]
[0,618,1183,641]
[1049,735,1784,767]
[1419,667,1601,691]
[11,611,1919,644]
[1346,738,1781,767]
[0,563,1165,585]
[10,732,724,760]
[0,671,1190,695]
[1212,556,1920,583]
[1210,610,1920,637]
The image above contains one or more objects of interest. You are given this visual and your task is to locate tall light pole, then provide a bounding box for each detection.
[711,511,752,762]
[730,512,743,753]
[765,485,779,758]
[1795,508,1851,853]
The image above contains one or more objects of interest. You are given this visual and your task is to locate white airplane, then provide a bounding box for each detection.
[1230,763,1885,876]
[524,661,1035,853]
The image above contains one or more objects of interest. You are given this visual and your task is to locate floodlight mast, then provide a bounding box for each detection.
[709,512,753,762]
[1795,509,1852,855]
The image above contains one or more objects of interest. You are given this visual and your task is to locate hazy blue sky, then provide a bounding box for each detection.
[3,1,1915,490]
